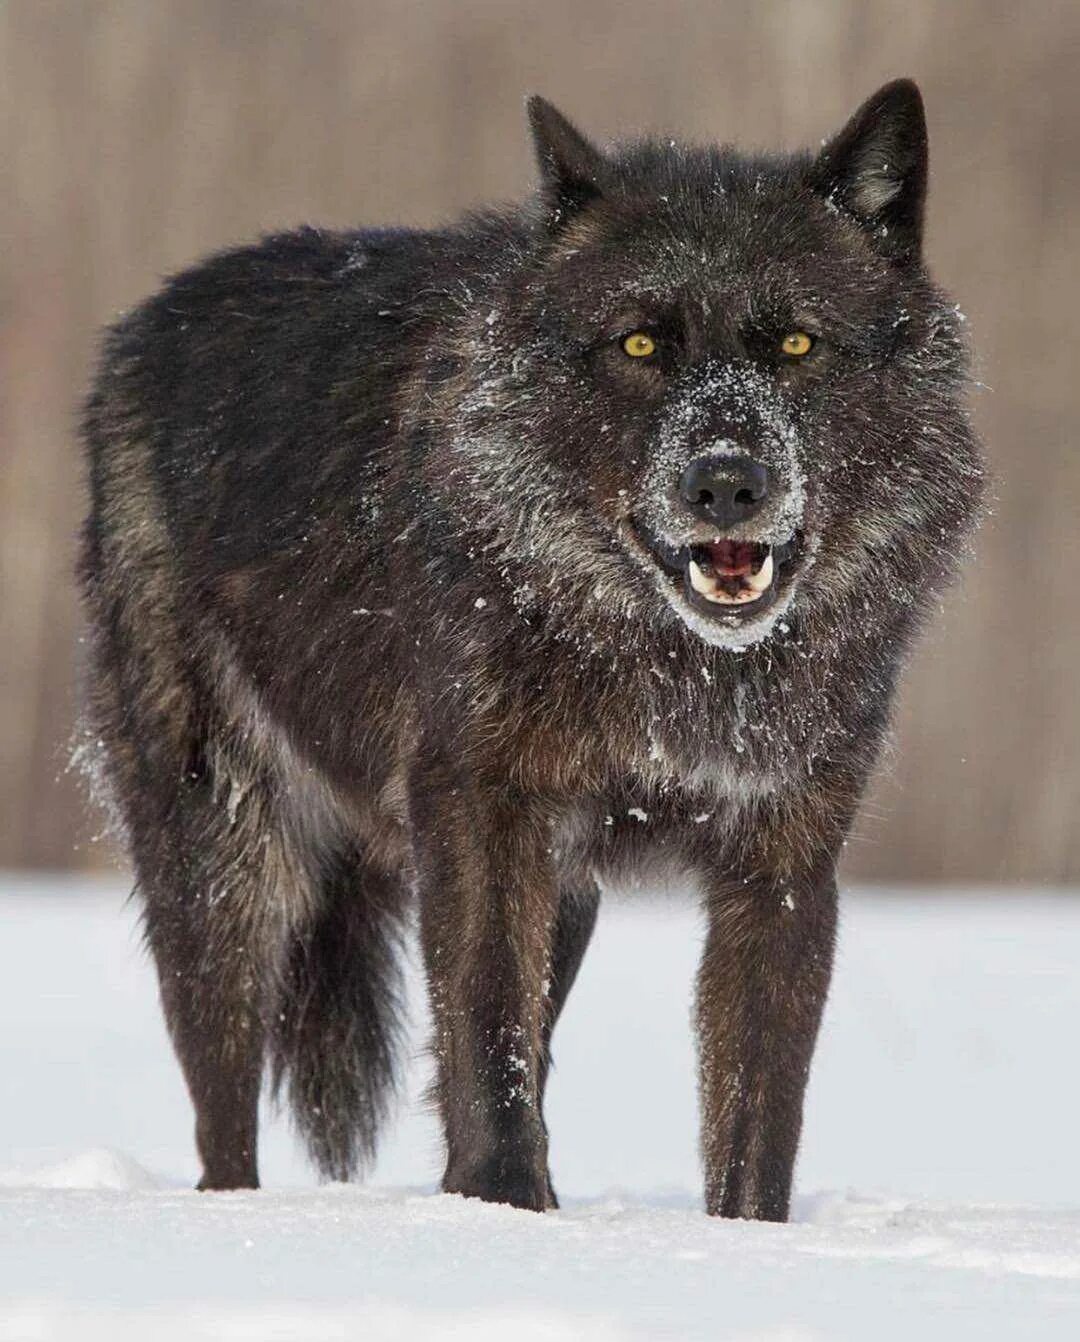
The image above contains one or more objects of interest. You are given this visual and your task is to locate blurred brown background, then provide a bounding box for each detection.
[2,0,1077,882]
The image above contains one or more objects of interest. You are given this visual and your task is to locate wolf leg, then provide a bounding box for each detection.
[148,889,265,1191]
[134,785,277,1192]
[536,880,600,1207]
[110,699,318,1191]
[412,766,559,1211]
[696,830,841,1221]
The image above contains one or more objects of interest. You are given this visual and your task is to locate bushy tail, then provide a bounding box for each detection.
[269,850,408,1181]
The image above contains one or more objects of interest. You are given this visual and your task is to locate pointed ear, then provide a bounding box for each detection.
[526,96,608,225]
[809,79,928,263]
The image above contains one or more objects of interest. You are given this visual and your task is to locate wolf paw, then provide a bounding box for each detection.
[443,1155,553,1212]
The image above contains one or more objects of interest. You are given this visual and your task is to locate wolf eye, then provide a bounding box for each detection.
[622,332,657,359]
[780,331,814,357]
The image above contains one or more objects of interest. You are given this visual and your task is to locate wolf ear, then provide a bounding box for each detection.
[526,96,608,226]
[809,79,928,263]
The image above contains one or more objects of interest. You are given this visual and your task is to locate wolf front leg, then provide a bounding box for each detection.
[696,828,842,1222]
[412,767,560,1211]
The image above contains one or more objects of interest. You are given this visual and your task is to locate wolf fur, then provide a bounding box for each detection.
[78,80,983,1218]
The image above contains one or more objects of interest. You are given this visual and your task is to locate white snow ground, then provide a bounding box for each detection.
[3,875,1080,1340]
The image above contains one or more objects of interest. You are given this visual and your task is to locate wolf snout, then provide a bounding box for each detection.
[678,454,769,531]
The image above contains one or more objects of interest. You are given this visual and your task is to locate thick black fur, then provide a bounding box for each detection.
[78,81,983,1218]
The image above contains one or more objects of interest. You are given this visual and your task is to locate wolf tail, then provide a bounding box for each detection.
[269,848,409,1182]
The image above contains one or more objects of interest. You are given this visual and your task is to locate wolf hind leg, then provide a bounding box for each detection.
[100,679,326,1190]
[538,879,600,1207]
[144,864,267,1191]
[79,465,327,1190]
[540,879,601,1090]
[133,761,305,1191]
[270,845,409,1182]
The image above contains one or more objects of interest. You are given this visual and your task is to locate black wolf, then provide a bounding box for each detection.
[79,80,983,1218]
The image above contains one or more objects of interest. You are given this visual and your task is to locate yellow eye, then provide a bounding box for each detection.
[622,331,657,359]
[781,331,814,357]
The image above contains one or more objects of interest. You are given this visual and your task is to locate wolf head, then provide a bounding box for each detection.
[428,81,982,653]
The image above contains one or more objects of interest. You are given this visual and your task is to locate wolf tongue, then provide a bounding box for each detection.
[707,540,759,577]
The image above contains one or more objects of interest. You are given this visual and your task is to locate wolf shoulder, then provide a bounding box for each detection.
[97,225,441,374]
[86,218,518,446]
[81,219,522,574]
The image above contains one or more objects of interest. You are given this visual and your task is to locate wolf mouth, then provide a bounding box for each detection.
[626,519,803,623]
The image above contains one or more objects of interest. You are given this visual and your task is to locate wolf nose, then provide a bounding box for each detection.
[678,455,769,529]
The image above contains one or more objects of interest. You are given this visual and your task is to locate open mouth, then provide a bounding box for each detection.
[628,521,802,622]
